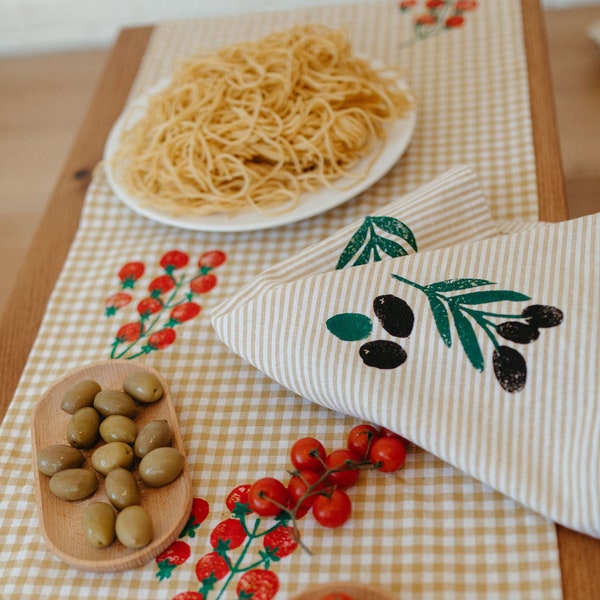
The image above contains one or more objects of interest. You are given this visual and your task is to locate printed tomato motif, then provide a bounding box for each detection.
[445,14,464,27]
[149,274,176,297]
[198,250,226,269]
[226,484,252,512]
[155,540,191,580]
[263,525,298,559]
[195,551,230,582]
[210,518,247,550]
[190,273,217,294]
[179,497,210,538]
[172,593,204,600]
[105,292,132,316]
[169,302,201,324]
[116,322,142,342]
[137,297,163,318]
[118,261,144,288]
[236,569,279,600]
[148,328,176,350]
[107,249,227,359]
[399,0,478,46]
[160,250,189,272]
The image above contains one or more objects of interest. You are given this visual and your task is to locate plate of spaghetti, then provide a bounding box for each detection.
[104,24,417,232]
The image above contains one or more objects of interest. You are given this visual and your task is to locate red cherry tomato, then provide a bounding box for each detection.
[236,569,279,600]
[148,274,176,295]
[263,525,298,558]
[312,489,352,528]
[346,424,380,460]
[325,449,359,489]
[116,322,142,342]
[225,484,252,512]
[137,297,163,317]
[248,477,289,517]
[198,250,227,269]
[194,551,229,582]
[190,273,217,294]
[118,261,145,286]
[160,250,189,271]
[209,518,247,550]
[287,469,324,510]
[147,327,176,350]
[170,302,201,323]
[290,437,326,472]
[368,437,406,473]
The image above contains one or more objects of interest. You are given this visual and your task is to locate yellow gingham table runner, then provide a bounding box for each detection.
[0,1,564,598]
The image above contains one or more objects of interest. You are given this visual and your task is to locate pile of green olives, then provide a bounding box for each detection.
[37,371,185,549]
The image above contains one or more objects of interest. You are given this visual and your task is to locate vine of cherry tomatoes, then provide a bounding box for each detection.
[248,423,407,546]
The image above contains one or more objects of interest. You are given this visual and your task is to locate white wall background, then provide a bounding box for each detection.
[1,0,598,56]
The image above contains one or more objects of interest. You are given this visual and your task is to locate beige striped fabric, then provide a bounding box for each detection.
[213,165,500,319]
[213,212,600,537]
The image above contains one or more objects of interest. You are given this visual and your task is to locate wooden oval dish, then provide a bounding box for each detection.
[290,582,397,600]
[31,359,192,572]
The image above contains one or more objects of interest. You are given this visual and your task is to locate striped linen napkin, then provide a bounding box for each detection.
[212,171,600,538]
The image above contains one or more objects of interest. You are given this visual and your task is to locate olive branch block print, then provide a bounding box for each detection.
[327,275,563,393]
[336,216,418,270]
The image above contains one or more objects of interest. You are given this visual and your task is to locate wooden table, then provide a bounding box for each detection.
[0,2,596,597]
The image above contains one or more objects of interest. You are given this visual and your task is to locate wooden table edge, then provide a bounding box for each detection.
[0,26,152,423]
[0,8,595,597]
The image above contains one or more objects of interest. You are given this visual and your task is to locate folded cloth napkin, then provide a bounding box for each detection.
[212,168,600,538]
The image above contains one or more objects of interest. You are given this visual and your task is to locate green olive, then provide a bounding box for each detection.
[123,372,164,404]
[105,468,140,510]
[134,420,172,458]
[49,468,98,501]
[91,442,134,476]
[82,502,116,548]
[138,447,184,487]
[60,379,101,414]
[66,406,101,449]
[115,505,153,548]
[93,390,138,418]
[37,444,85,476]
[99,415,138,444]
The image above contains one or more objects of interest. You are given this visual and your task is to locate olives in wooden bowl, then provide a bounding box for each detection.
[31,360,192,572]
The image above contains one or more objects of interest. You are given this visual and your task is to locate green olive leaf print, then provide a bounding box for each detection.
[448,300,485,371]
[426,278,495,293]
[336,216,418,270]
[326,313,373,341]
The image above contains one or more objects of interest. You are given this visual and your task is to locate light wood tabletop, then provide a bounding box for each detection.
[0,2,597,597]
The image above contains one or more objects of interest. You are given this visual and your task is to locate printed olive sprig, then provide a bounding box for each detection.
[327,275,563,393]
[336,216,418,269]
[392,275,563,392]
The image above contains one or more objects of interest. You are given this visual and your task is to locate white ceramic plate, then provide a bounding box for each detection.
[103,71,417,232]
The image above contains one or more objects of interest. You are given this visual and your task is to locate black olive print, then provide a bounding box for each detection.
[372,294,415,338]
[492,346,527,393]
[359,340,407,369]
[496,321,540,344]
[522,304,563,328]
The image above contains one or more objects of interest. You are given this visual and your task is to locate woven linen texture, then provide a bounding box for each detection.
[0,2,561,599]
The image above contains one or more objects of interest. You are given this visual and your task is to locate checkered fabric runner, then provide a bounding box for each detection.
[0,2,562,598]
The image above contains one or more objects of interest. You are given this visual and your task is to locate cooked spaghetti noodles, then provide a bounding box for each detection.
[112,24,413,217]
